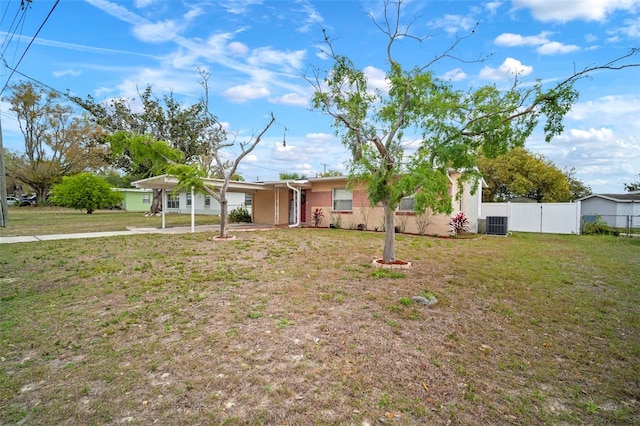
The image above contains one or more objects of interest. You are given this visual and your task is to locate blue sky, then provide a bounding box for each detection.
[1,0,639,193]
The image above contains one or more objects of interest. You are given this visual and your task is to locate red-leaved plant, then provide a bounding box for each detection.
[449,212,470,236]
[312,208,324,227]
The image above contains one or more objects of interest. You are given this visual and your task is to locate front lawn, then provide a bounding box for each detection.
[1,228,638,424]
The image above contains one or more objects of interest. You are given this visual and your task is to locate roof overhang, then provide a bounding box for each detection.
[131,174,270,193]
[578,193,640,203]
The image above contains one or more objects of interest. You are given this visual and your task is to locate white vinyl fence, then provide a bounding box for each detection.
[481,202,581,235]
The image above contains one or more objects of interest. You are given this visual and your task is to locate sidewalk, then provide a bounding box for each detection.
[0,223,274,244]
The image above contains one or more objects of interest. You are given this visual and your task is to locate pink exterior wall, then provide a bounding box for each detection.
[304,179,453,236]
[253,173,479,235]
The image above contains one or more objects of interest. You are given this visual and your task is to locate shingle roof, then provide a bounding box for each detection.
[580,193,640,202]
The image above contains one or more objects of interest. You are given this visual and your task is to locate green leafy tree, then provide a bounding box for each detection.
[309,0,639,262]
[50,172,123,214]
[563,167,592,200]
[70,82,221,213]
[478,148,572,202]
[317,170,343,177]
[4,81,108,205]
[279,172,308,180]
[624,174,640,192]
[105,131,184,213]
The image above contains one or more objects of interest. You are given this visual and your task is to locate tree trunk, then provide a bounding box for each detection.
[35,187,48,206]
[382,202,396,262]
[150,189,162,215]
[219,197,229,238]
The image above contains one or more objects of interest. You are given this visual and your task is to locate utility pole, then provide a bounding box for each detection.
[0,116,8,227]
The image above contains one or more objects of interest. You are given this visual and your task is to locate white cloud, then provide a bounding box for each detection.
[244,154,258,163]
[85,0,147,26]
[429,14,477,35]
[305,133,334,143]
[528,94,640,193]
[228,41,249,56]
[270,93,309,107]
[184,6,204,20]
[512,0,640,23]
[479,58,533,80]
[52,69,82,78]
[134,20,182,42]
[364,66,389,93]
[441,68,467,82]
[247,47,306,71]
[296,1,324,33]
[557,127,615,142]
[220,0,263,15]
[615,17,640,38]
[567,95,640,126]
[495,32,579,55]
[485,2,503,14]
[223,84,270,102]
[495,32,551,47]
[134,0,154,7]
[537,41,580,54]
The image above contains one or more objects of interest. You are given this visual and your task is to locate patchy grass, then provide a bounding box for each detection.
[0,218,639,424]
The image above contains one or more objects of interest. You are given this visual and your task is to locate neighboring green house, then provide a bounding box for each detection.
[114,188,153,212]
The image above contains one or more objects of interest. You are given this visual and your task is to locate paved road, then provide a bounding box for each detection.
[0,224,274,244]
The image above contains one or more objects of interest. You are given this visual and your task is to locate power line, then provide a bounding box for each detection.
[0,0,59,96]
[0,1,27,54]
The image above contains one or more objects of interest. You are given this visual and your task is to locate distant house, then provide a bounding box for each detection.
[115,188,153,212]
[131,172,483,235]
[579,192,640,228]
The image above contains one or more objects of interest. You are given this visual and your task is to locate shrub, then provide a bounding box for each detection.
[583,218,619,236]
[49,173,123,214]
[312,208,324,227]
[449,212,470,236]
[229,207,252,223]
[330,213,342,229]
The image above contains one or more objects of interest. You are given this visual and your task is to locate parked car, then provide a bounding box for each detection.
[5,196,32,207]
[21,195,37,205]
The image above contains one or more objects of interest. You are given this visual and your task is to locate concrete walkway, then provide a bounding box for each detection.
[0,223,275,244]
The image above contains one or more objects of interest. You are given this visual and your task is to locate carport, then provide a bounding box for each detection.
[131,174,269,232]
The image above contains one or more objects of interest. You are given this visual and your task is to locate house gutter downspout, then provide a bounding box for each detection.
[286,181,301,228]
[447,172,456,213]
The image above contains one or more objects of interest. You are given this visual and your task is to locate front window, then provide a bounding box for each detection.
[205,195,211,207]
[398,197,415,212]
[142,194,151,204]
[186,193,192,207]
[167,193,179,209]
[332,188,352,211]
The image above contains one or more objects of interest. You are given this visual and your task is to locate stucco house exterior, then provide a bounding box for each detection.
[254,172,482,235]
[132,171,482,235]
[579,192,640,229]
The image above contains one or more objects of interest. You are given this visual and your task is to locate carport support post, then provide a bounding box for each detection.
[191,186,195,233]
[162,189,166,229]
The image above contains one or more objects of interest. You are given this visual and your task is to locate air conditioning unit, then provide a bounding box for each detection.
[486,216,508,235]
